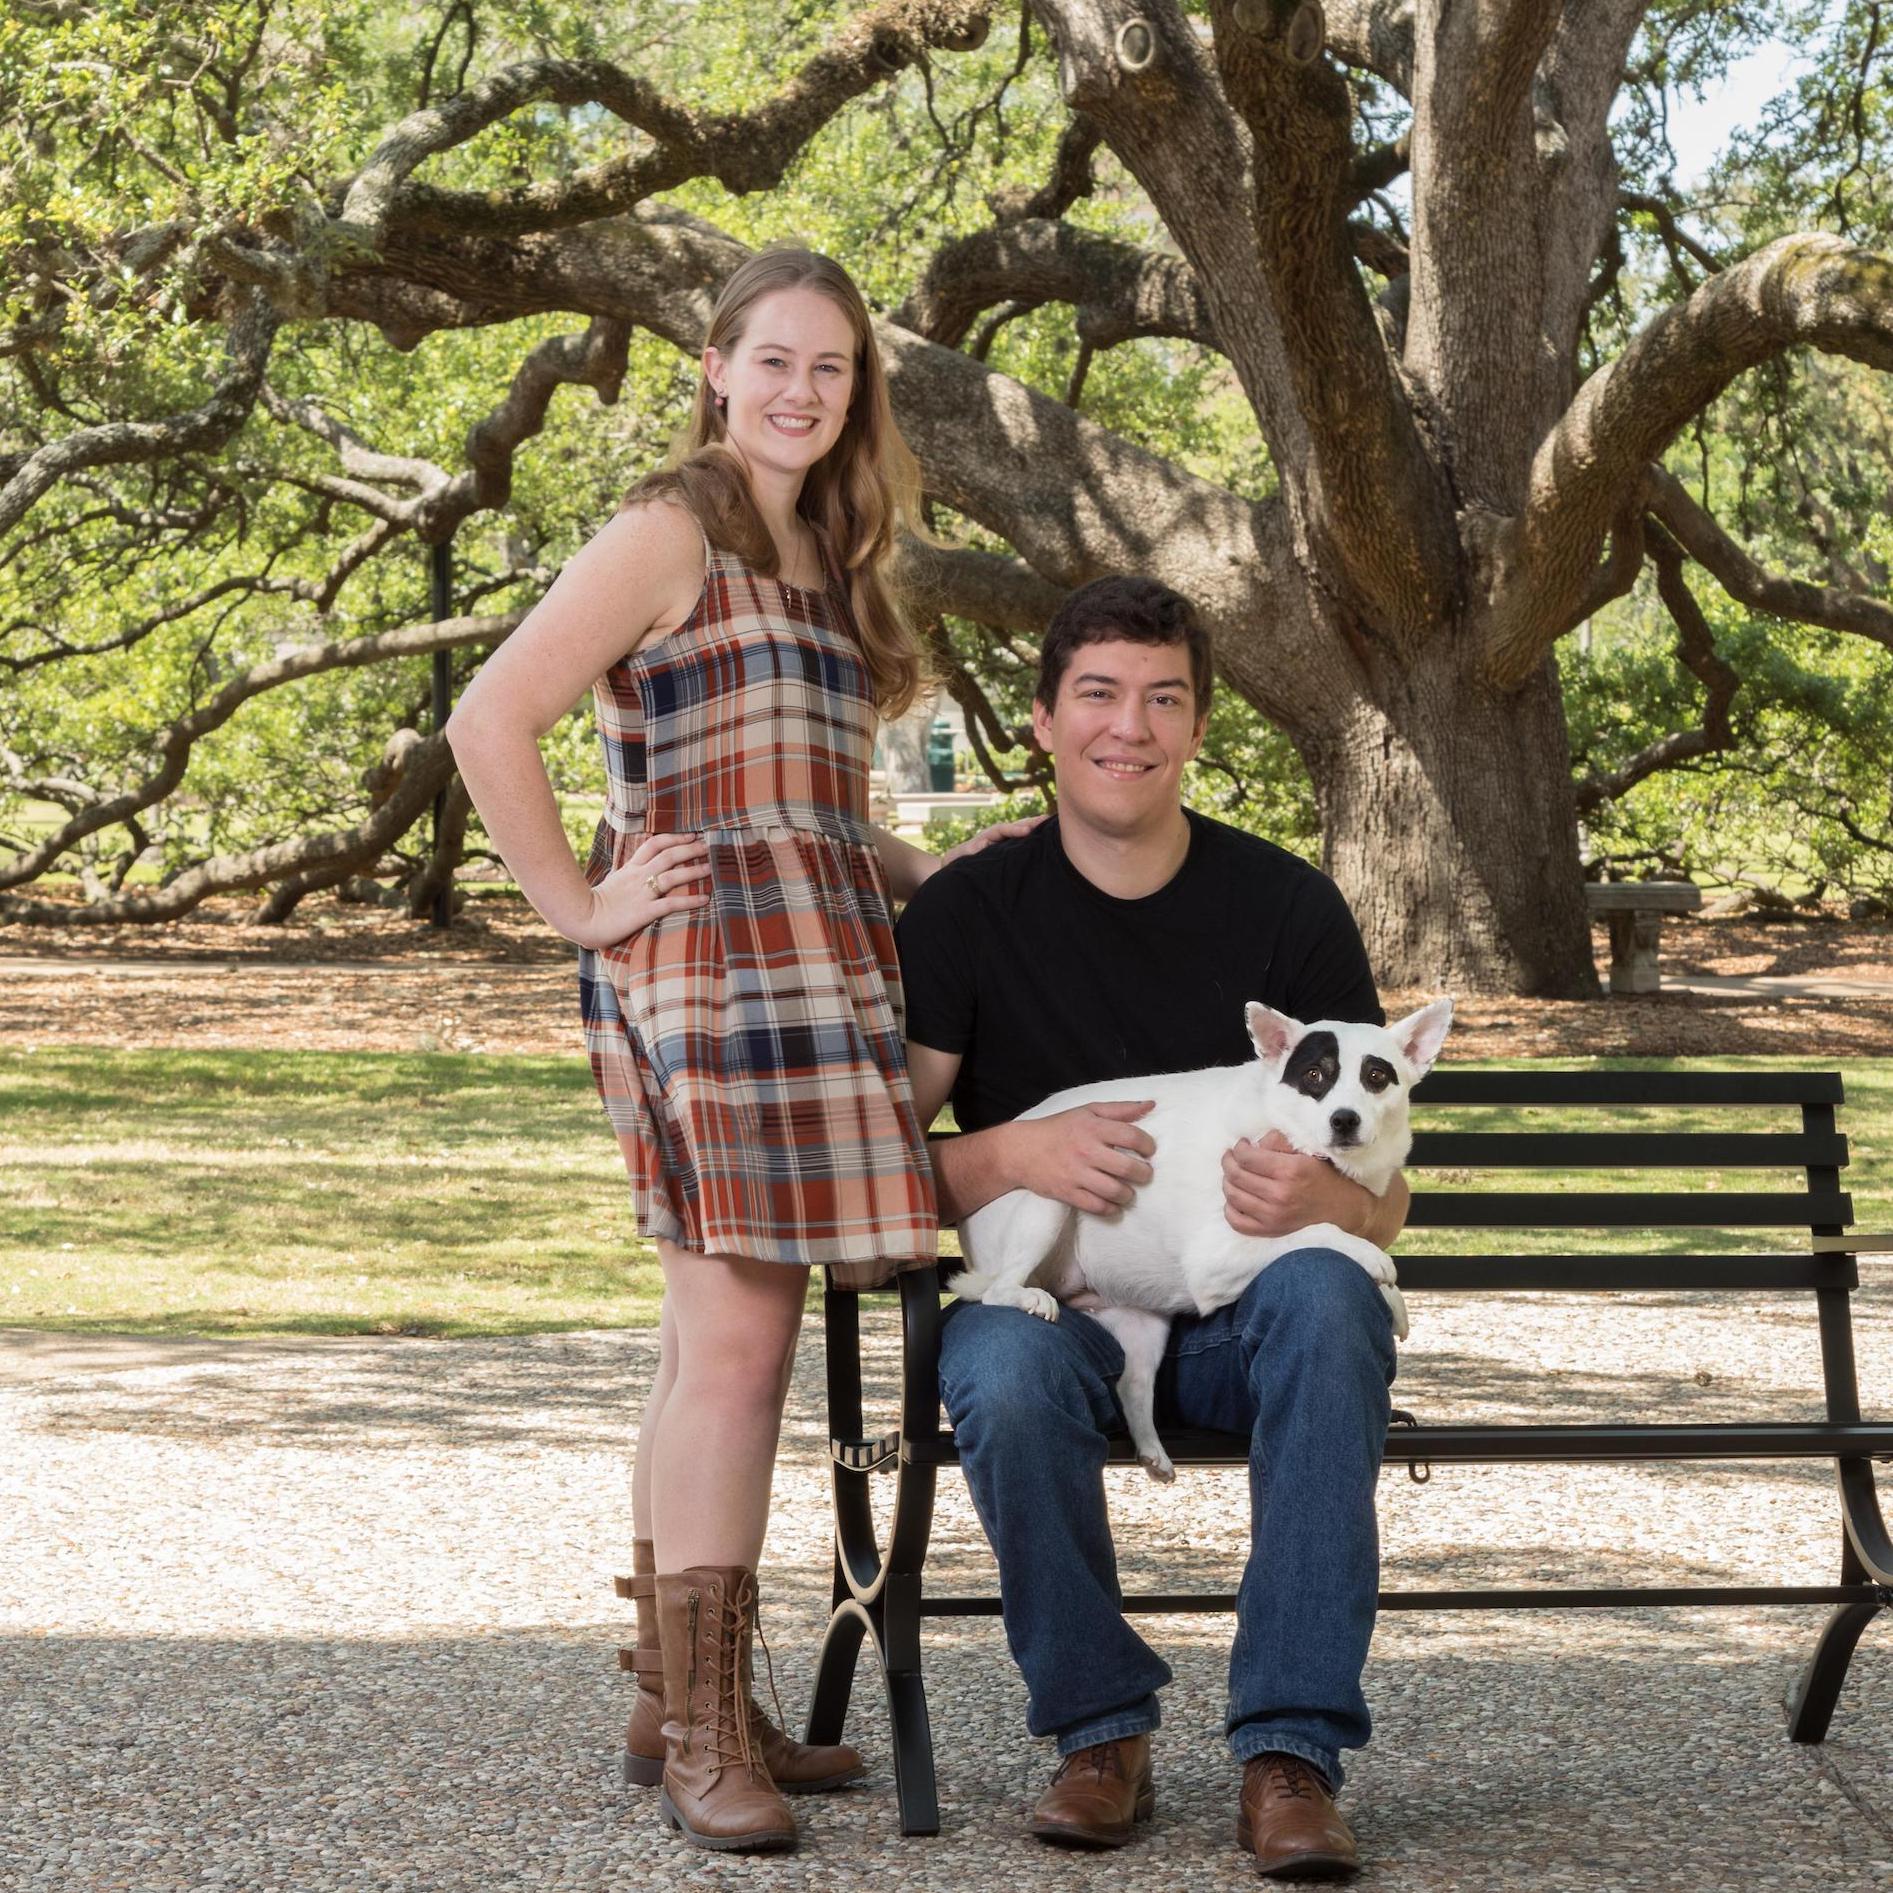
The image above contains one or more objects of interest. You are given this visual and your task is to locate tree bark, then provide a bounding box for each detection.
[1309,639,1600,997]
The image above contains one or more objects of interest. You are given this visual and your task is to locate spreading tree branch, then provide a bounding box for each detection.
[1211,0,1455,632]
[0,732,460,926]
[0,611,520,894]
[334,2,995,247]
[0,293,279,538]
[896,219,1221,352]
[1324,0,1416,94]
[1485,234,1893,686]
[1646,466,1893,656]
[895,538,1067,632]
[988,117,1106,222]
[1573,523,1742,814]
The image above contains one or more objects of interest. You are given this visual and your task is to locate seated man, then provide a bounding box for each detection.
[896,575,1409,1880]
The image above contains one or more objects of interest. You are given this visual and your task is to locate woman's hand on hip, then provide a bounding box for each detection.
[573,833,710,949]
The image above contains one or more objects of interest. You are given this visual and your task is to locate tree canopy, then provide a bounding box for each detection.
[2,1,1890,991]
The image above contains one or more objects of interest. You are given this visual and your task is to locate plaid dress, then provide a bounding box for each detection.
[576,532,937,1286]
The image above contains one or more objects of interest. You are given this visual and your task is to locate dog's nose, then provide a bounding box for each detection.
[1330,1109,1361,1140]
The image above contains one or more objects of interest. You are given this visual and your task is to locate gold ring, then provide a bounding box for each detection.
[646,873,660,895]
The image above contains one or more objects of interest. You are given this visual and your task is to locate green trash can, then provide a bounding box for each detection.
[926,717,955,793]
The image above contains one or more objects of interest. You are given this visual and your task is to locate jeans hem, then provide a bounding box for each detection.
[1055,1702,1161,1758]
[1227,1728,1343,1794]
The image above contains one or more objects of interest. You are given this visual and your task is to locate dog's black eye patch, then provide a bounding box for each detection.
[1360,1056,1398,1093]
[1281,1030,1340,1100]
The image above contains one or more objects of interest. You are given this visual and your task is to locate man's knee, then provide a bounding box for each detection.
[1235,1246,1394,1353]
[939,1302,1118,1436]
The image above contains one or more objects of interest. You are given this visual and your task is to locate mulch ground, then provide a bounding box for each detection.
[1,890,1892,1057]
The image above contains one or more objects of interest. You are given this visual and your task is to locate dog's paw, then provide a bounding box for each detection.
[1381,1282,1410,1342]
[1018,1287,1060,1322]
[1140,1451,1176,1484]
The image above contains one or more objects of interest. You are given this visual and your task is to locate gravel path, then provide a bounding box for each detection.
[5,1283,1893,1891]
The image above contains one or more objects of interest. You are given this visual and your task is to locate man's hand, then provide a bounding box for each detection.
[1221,1129,1376,1239]
[1014,1100,1157,1215]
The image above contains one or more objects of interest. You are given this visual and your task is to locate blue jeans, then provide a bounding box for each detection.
[938,1246,1397,1792]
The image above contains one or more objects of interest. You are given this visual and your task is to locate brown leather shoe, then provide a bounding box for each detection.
[654,1565,797,1853]
[1237,1752,1359,1880]
[618,1541,864,1794]
[1028,1734,1155,1848]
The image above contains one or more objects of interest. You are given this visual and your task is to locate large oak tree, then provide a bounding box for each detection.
[4,0,1892,992]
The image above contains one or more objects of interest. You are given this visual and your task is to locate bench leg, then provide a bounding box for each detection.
[1787,1454,1891,1742]
[1787,1598,1884,1743]
[807,1593,940,1836]
[818,1271,946,1835]
[806,1562,866,1746]
[1605,910,1664,994]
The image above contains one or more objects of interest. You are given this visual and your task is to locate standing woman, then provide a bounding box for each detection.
[448,248,977,1853]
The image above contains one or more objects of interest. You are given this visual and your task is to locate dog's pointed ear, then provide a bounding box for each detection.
[1245,1002,1300,1067]
[1389,997,1454,1077]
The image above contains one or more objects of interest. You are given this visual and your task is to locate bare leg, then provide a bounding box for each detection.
[648,1238,809,1573]
[630,1291,679,1546]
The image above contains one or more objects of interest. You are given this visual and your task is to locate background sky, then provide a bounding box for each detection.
[1663,37,1812,184]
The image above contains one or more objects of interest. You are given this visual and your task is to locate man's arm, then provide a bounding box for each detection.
[907,1040,1158,1226]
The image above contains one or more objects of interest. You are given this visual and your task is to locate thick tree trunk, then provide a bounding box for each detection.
[1306,645,1600,998]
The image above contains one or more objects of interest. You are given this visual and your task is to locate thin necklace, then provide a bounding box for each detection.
[782,523,821,591]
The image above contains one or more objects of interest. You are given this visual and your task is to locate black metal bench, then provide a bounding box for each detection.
[804,1066,1893,1837]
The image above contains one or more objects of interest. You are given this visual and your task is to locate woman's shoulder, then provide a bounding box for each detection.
[582,495,709,658]
[609,491,709,562]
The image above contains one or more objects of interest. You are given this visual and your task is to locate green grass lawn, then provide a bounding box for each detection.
[1,1051,1887,1339]
[0,1049,660,1336]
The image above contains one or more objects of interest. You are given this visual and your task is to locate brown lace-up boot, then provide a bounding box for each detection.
[654,1565,798,1853]
[738,1578,866,1793]
[616,1541,864,1793]
[611,1543,666,1788]
[1237,1752,1359,1880]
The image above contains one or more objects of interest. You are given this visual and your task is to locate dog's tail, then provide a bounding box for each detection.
[942,1266,996,1302]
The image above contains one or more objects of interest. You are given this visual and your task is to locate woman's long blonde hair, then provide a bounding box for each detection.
[623,246,926,718]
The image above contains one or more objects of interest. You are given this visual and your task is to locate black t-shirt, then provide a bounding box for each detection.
[896,810,1383,1134]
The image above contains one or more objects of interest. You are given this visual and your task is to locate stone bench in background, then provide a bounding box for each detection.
[1586,880,1703,995]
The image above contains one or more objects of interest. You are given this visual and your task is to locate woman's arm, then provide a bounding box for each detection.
[446,500,708,948]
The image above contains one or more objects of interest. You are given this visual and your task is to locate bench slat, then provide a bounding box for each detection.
[1405,1190,1853,1228]
[1413,1070,1843,1106]
[1396,1253,1858,1291]
[1408,1131,1849,1169]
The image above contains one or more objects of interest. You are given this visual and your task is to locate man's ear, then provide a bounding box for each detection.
[1030,696,1053,755]
[1245,1002,1299,1067]
[1388,997,1454,1077]
[1186,709,1209,763]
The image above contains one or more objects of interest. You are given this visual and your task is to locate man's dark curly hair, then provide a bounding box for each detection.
[1034,575,1214,716]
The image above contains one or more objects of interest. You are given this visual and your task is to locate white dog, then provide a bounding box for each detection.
[946,999,1453,1481]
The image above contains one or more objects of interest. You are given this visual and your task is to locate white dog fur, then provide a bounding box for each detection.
[946,999,1454,1481]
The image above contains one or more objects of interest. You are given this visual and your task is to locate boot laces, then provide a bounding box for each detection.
[699,1579,765,1780]
[745,1612,789,1743]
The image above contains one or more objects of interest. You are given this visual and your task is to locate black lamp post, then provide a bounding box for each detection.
[429,537,454,930]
